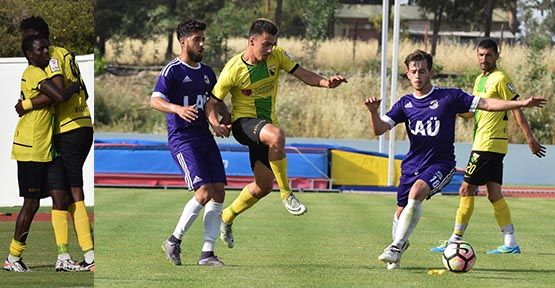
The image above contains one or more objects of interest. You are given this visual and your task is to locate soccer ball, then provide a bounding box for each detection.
[442,241,476,273]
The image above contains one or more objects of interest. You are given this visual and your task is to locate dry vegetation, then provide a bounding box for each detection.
[97,37,554,143]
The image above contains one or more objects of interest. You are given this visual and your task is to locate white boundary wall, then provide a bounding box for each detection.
[0,55,94,207]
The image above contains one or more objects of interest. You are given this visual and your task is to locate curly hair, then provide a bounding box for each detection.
[176,19,206,40]
[20,16,50,39]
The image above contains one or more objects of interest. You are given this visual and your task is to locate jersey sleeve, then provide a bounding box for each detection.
[274,46,299,73]
[496,73,519,101]
[452,89,480,113]
[384,99,407,128]
[151,69,171,101]
[211,62,234,101]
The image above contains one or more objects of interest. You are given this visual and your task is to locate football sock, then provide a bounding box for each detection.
[51,209,69,255]
[58,253,71,261]
[202,200,223,252]
[392,199,422,248]
[71,201,94,252]
[9,239,26,258]
[452,195,475,240]
[7,254,20,263]
[269,157,291,200]
[222,186,259,224]
[172,197,203,240]
[391,213,399,240]
[84,250,94,264]
[200,251,214,259]
[492,198,517,247]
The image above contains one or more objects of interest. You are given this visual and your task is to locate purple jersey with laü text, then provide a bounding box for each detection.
[382,86,480,175]
[152,58,217,145]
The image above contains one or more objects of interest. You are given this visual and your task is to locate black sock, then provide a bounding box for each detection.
[168,235,181,244]
[200,251,214,259]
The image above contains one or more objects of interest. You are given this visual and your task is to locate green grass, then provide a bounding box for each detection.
[0,207,94,287]
[94,188,555,288]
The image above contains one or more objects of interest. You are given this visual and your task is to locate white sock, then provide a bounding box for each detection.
[448,234,462,243]
[391,213,399,240]
[57,253,71,261]
[84,250,94,263]
[392,199,423,248]
[7,254,20,262]
[502,224,517,247]
[201,200,223,252]
[173,197,204,240]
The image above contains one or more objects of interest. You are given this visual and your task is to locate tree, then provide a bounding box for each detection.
[299,0,339,63]
[95,0,126,56]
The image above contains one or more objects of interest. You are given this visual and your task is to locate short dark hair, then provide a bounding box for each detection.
[404,49,433,71]
[21,34,47,56]
[176,19,206,40]
[477,38,498,54]
[20,16,50,39]
[249,18,279,37]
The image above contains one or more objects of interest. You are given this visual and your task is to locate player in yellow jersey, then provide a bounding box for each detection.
[206,18,347,249]
[16,16,94,271]
[4,35,78,272]
[431,39,547,254]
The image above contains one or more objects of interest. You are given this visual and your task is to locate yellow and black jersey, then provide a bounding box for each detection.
[12,65,54,162]
[212,46,299,124]
[472,68,519,155]
[46,45,92,134]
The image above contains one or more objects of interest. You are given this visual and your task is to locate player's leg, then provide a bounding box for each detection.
[56,128,94,270]
[48,157,80,271]
[198,183,225,267]
[486,182,520,254]
[4,161,48,272]
[259,123,306,215]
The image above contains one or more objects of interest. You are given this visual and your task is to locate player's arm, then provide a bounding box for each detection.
[476,96,546,111]
[150,96,198,122]
[291,66,347,88]
[15,79,78,116]
[205,97,231,137]
[363,97,391,136]
[512,108,546,157]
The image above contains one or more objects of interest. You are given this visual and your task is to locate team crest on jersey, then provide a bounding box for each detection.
[204,74,210,85]
[429,99,439,110]
[506,83,516,94]
[49,58,60,72]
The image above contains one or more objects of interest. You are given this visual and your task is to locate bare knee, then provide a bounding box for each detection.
[194,185,213,205]
[262,126,285,151]
[22,198,40,214]
[459,183,477,197]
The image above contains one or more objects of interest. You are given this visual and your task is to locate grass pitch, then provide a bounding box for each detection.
[0,207,94,287]
[95,188,555,288]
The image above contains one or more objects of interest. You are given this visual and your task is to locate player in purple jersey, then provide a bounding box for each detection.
[364,49,546,270]
[150,19,231,267]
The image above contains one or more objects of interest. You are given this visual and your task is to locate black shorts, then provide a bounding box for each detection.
[232,118,270,170]
[47,156,69,191]
[52,127,93,187]
[17,161,50,199]
[463,151,504,186]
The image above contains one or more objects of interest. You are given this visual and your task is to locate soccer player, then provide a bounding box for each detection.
[151,19,229,267]
[205,18,347,249]
[17,16,94,272]
[364,49,546,270]
[430,39,547,255]
[4,35,78,272]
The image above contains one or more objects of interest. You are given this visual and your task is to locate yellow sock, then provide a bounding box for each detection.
[51,209,69,254]
[222,186,259,224]
[269,157,291,200]
[70,201,94,252]
[454,196,475,236]
[492,198,512,227]
[9,239,26,257]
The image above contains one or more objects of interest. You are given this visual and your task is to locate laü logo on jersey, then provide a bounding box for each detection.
[409,117,440,136]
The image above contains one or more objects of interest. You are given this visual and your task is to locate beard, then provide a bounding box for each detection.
[188,49,203,63]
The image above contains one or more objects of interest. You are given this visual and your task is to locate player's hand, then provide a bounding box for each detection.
[175,104,198,122]
[212,123,232,138]
[325,75,347,88]
[523,96,547,108]
[15,100,26,117]
[528,138,546,158]
[364,97,381,113]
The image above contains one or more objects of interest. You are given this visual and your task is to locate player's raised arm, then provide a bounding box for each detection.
[364,97,390,136]
[291,66,347,88]
[477,96,547,111]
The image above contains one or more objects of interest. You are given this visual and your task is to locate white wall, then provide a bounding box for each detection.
[0,55,94,207]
